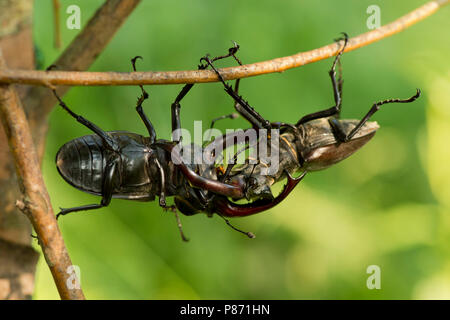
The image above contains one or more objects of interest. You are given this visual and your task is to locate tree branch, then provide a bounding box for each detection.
[0,0,142,300]
[0,50,85,300]
[0,0,447,87]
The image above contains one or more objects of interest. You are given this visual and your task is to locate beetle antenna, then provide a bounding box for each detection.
[217,213,255,239]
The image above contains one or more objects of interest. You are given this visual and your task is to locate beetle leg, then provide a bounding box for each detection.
[296,33,349,125]
[171,82,199,142]
[201,55,271,130]
[209,41,242,65]
[210,41,244,121]
[171,43,243,142]
[131,56,157,143]
[171,60,211,142]
[203,113,239,147]
[333,32,347,111]
[51,89,119,151]
[153,157,169,207]
[208,113,239,132]
[330,89,422,142]
[335,39,344,103]
[56,158,119,219]
[204,63,242,144]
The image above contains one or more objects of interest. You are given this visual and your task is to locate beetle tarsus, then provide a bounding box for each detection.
[45,64,58,71]
[208,41,242,65]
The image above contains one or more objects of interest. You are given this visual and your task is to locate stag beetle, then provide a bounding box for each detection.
[53,33,420,240]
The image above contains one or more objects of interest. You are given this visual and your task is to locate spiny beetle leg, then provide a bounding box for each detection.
[209,40,242,65]
[333,33,348,101]
[56,204,105,220]
[211,42,244,114]
[331,32,348,108]
[56,159,118,219]
[333,89,421,142]
[297,32,349,125]
[203,113,239,147]
[131,56,156,143]
[50,88,119,151]
[171,43,244,143]
[153,157,168,208]
[200,55,271,130]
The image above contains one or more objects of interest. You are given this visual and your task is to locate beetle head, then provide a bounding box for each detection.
[298,118,379,171]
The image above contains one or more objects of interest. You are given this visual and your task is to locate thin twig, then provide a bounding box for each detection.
[0,0,447,87]
[0,0,142,300]
[0,50,85,300]
[52,0,61,49]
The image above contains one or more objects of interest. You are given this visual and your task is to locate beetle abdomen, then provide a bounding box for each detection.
[56,135,105,194]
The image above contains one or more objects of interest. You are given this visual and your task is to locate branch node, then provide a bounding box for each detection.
[15,199,26,211]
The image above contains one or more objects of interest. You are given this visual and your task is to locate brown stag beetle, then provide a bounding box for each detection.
[53,33,420,240]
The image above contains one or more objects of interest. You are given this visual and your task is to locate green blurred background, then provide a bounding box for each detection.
[32,0,450,299]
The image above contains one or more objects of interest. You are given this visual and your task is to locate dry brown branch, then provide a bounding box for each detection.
[0,50,84,300]
[0,0,141,300]
[0,0,40,300]
[0,0,447,87]
[0,0,445,300]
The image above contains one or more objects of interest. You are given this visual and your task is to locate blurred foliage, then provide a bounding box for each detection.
[32,0,450,299]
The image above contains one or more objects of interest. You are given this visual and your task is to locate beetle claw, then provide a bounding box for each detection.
[131,55,143,64]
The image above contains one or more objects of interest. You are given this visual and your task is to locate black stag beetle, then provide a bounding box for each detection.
[53,33,420,240]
